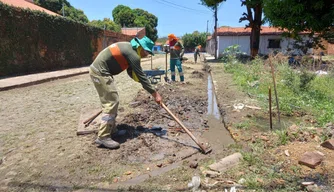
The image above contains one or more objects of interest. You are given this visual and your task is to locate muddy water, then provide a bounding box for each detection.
[203,74,234,152]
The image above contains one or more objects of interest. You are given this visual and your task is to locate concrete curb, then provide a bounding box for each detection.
[0,67,89,91]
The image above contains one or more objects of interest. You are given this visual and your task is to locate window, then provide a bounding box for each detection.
[268,39,281,48]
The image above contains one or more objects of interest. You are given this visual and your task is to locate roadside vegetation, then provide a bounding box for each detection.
[210,45,334,191]
[222,46,334,127]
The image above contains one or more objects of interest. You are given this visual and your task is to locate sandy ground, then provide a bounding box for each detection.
[0,53,222,191]
[1,53,333,192]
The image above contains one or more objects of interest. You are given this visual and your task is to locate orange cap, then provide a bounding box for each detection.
[168,34,178,40]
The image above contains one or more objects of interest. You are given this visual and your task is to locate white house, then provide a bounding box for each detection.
[206,26,311,56]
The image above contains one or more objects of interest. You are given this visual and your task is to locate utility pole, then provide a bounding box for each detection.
[214,5,218,59]
[206,20,209,35]
[62,2,65,17]
[214,4,218,59]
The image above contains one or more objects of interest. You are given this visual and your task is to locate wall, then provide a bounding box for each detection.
[0,3,132,77]
[217,34,311,56]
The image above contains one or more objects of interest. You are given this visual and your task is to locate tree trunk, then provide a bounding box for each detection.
[249,4,262,58]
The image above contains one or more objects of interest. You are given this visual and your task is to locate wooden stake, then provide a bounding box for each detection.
[269,86,272,131]
[269,57,281,126]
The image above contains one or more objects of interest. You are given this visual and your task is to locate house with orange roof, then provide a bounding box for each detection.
[207,26,313,56]
[0,0,60,16]
[121,27,146,38]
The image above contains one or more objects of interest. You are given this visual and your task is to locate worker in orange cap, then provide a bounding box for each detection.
[194,45,201,63]
[167,34,185,82]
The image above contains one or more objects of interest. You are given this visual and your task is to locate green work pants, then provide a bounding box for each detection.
[89,67,119,138]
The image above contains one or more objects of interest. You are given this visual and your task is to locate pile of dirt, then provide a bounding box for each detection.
[109,80,209,164]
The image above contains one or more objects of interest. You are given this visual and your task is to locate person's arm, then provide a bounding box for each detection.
[179,42,185,58]
[151,91,162,104]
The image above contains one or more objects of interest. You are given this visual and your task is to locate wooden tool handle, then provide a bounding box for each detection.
[83,110,102,125]
[161,103,206,152]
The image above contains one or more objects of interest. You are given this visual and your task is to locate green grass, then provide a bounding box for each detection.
[223,57,334,126]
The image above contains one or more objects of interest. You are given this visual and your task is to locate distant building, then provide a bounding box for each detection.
[0,0,60,16]
[207,26,314,56]
[153,42,162,53]
[121,27,146,38]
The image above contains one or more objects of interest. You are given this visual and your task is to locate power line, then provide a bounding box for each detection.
[159,0,209,13]
[153,0,211,15]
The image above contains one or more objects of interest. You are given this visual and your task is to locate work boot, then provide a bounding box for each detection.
[95,137,120,149]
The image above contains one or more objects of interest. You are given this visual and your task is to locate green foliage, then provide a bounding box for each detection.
[223,57,334,126]
[112,5,135,27]
[263,0,334,40]
[182,31,207,50]
[88,18,121,32]
[156,37,168,44]
[200,0,226,9]
[0,2,100,77]
[275,130,289,145]
[63,6,88,23]
[112,5,158,42]
[34,0,89,23]
[132,8,158,42]
[34,0,70,13]
[220,44,245,62]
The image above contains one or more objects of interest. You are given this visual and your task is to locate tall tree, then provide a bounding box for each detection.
[34,0,89,23]
[64,6,89,23]
[112,5,135,27]
[133,8,158,42]
[201,0,264,58]
[34,0,70,13]
[239,0,264,58]
[112,5,158,41]
[182,31,207,50]
[263,0,334,41]
[88,18,121,32]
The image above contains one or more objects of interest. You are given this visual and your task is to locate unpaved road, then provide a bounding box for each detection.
[2,53,332,191]
[0,53,233,191]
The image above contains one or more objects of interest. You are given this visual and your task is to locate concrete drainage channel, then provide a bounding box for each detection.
[110,69,235,189]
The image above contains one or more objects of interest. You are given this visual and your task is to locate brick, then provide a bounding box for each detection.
[320,139,334,150]
[298,151,324,169]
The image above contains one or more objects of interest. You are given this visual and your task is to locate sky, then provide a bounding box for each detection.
[67,0,249,38]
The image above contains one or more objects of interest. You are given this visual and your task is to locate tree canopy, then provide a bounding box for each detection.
[182,31,207,50]
[112,5,158,42]
[88,18,121,33]
[200,0,226,8]
[263,0,334,39]
[34,0,89,23]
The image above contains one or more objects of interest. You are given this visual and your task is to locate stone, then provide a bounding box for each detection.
[209,153,242,172]
[284,150,290,157]
[320,139,334,150]
[302,181,315,186]
[298,151,324,169]
[168,121,176,127]
[189,161,198,169]
[203,170,220,178]
[306,184,321,192]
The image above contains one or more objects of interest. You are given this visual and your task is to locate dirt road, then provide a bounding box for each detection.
[0,53,228,191]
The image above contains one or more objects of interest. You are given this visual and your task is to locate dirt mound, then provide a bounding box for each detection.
[111,82,208,164]
[191,70,205,79]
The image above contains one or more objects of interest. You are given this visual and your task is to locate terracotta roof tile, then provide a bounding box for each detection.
[217,26,309,36]
[121,27,145,36]
[1,0,59,16]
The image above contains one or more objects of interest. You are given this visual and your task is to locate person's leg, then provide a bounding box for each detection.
[175,59,184,82]
[170,59,176,81]
[194,54,197,63]
[89,68,120,149]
